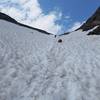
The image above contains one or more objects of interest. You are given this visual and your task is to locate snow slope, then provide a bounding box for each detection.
[0,16,100,100]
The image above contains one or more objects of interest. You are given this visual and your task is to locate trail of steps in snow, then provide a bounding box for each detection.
[0,20,100,100]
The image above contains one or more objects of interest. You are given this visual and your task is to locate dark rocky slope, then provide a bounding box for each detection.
[63,7,100,35]
[79,7,100,35]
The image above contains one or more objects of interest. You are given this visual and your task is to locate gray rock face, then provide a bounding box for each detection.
[88,26,100,35]
[80,7,100,31]
[79,7,100,35]
[63,7,100,35]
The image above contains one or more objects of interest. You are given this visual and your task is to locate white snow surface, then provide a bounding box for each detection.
[0,20,100,100]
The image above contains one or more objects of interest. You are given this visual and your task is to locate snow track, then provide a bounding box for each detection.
[0,20,100,100]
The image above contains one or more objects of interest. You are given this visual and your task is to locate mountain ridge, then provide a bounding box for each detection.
[0,12,52,35]
[63,7,100,35]
[0,7,100,36]
[79,7,100,35]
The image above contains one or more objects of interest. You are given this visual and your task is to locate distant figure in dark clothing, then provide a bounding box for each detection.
[58,39,62,43]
